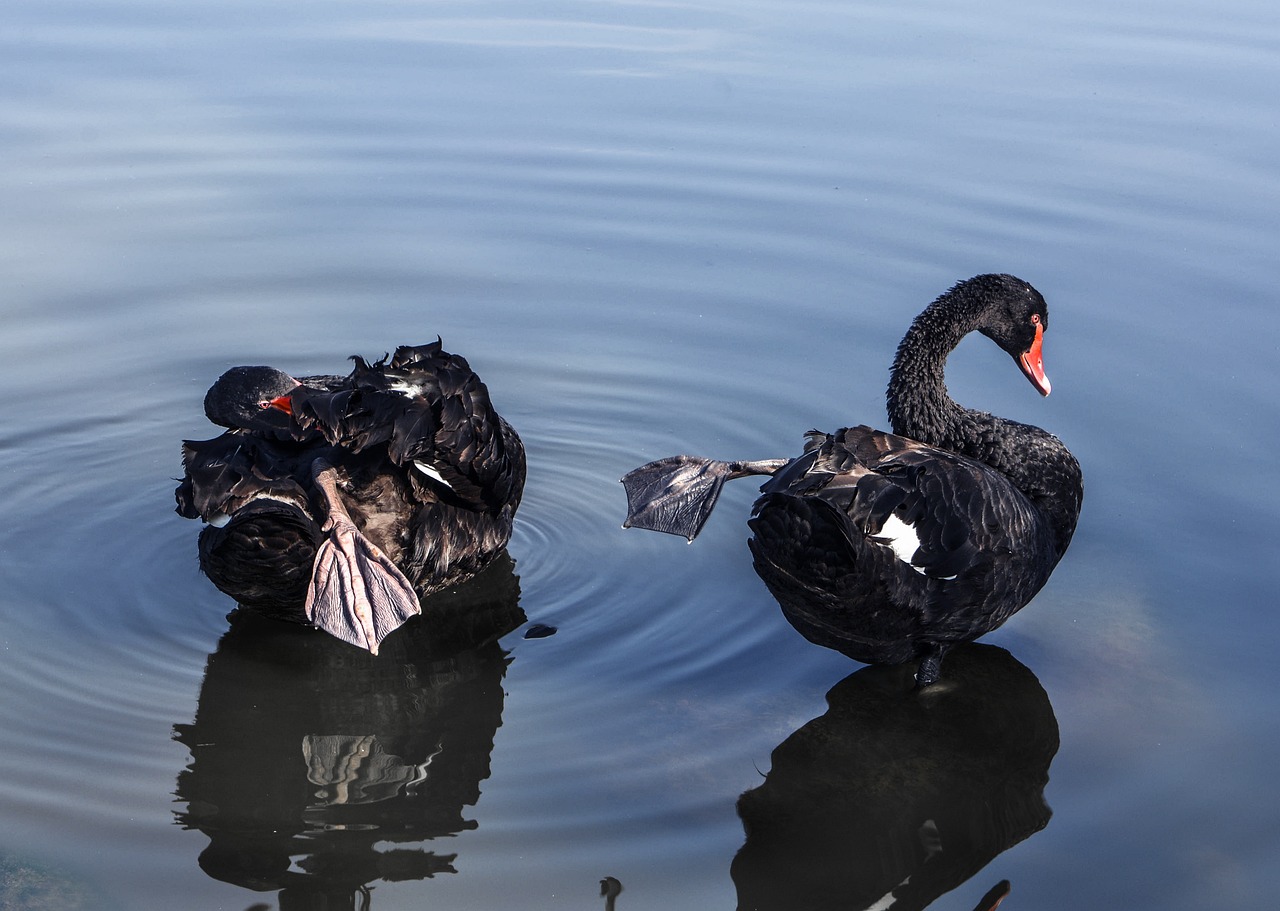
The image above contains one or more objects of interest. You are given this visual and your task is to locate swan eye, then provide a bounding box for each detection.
[1030,314,1041,325]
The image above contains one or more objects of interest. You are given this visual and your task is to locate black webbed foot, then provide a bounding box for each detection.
[621,456,788,542]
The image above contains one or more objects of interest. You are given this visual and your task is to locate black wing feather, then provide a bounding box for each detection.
[177,434,310,522]
[275,342,522,514]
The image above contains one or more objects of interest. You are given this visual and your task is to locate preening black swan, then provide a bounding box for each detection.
[621,274,1083,685]
[177,341,525,655]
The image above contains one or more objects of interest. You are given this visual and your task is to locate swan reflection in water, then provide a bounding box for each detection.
[732,644,1057,911]
[173,553,525,909]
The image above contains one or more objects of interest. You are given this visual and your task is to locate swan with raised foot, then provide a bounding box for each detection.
[621,275,1082,685]
[177,340,525,655]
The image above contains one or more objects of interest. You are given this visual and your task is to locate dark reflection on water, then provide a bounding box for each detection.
[173,555,524,908]
[732,645,1057,911]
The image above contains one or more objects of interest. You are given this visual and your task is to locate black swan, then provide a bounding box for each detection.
[177,341,525,655]
[621,274,1083,685]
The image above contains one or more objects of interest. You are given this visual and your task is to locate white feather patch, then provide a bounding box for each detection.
[413,460,454,490]
[873,513,925,574]
[388,379,420,398]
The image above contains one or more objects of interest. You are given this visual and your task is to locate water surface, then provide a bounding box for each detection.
[1,1,1278,909]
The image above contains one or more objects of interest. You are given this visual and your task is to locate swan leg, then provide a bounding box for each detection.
[304,462,421,655]
[621,456,788,541]
[914,644,948,688]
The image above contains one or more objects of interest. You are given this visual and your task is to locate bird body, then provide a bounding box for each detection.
[622,275,1082,684]
[178,341,525,654]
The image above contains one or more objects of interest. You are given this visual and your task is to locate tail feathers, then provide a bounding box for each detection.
[749,493,863,595]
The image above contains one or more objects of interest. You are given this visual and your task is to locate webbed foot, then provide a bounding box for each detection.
[621,456,787,541]
[305,519,420,655]
[305,461,420,654]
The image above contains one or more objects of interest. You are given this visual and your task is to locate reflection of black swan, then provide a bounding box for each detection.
[173,555,524,908]
[600,876,623,910]
[732,645,1058,911]
[176,341,525,654]
[622,276,1082,684]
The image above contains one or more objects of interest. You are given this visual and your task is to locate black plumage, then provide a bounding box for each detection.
[177,341,526,654]
[622,274,1083,684]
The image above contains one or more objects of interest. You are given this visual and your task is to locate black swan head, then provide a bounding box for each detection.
[968,273,1051,396]
[891,273,1049,397]
[203,365,301,432]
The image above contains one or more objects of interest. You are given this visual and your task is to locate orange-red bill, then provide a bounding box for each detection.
[1018,322,1051,396]
[268,394,294,415]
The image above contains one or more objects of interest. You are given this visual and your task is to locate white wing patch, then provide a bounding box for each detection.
[413,460,454,491]
[388,379,421,398]
[873,513,926,575]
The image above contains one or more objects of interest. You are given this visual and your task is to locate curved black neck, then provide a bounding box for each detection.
[885,294,1082,559]
[886,292,983,449]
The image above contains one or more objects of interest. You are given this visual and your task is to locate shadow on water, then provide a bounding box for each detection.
[173,554,524,909]
[732,644,1058,911]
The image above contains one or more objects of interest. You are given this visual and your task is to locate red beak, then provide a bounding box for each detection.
[268,394,294,415]
[1018,322,1051,396]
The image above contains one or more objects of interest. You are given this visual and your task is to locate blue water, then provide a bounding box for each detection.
[1,1,1278,908]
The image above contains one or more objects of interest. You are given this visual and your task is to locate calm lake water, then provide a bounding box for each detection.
[2,1,1278,908]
